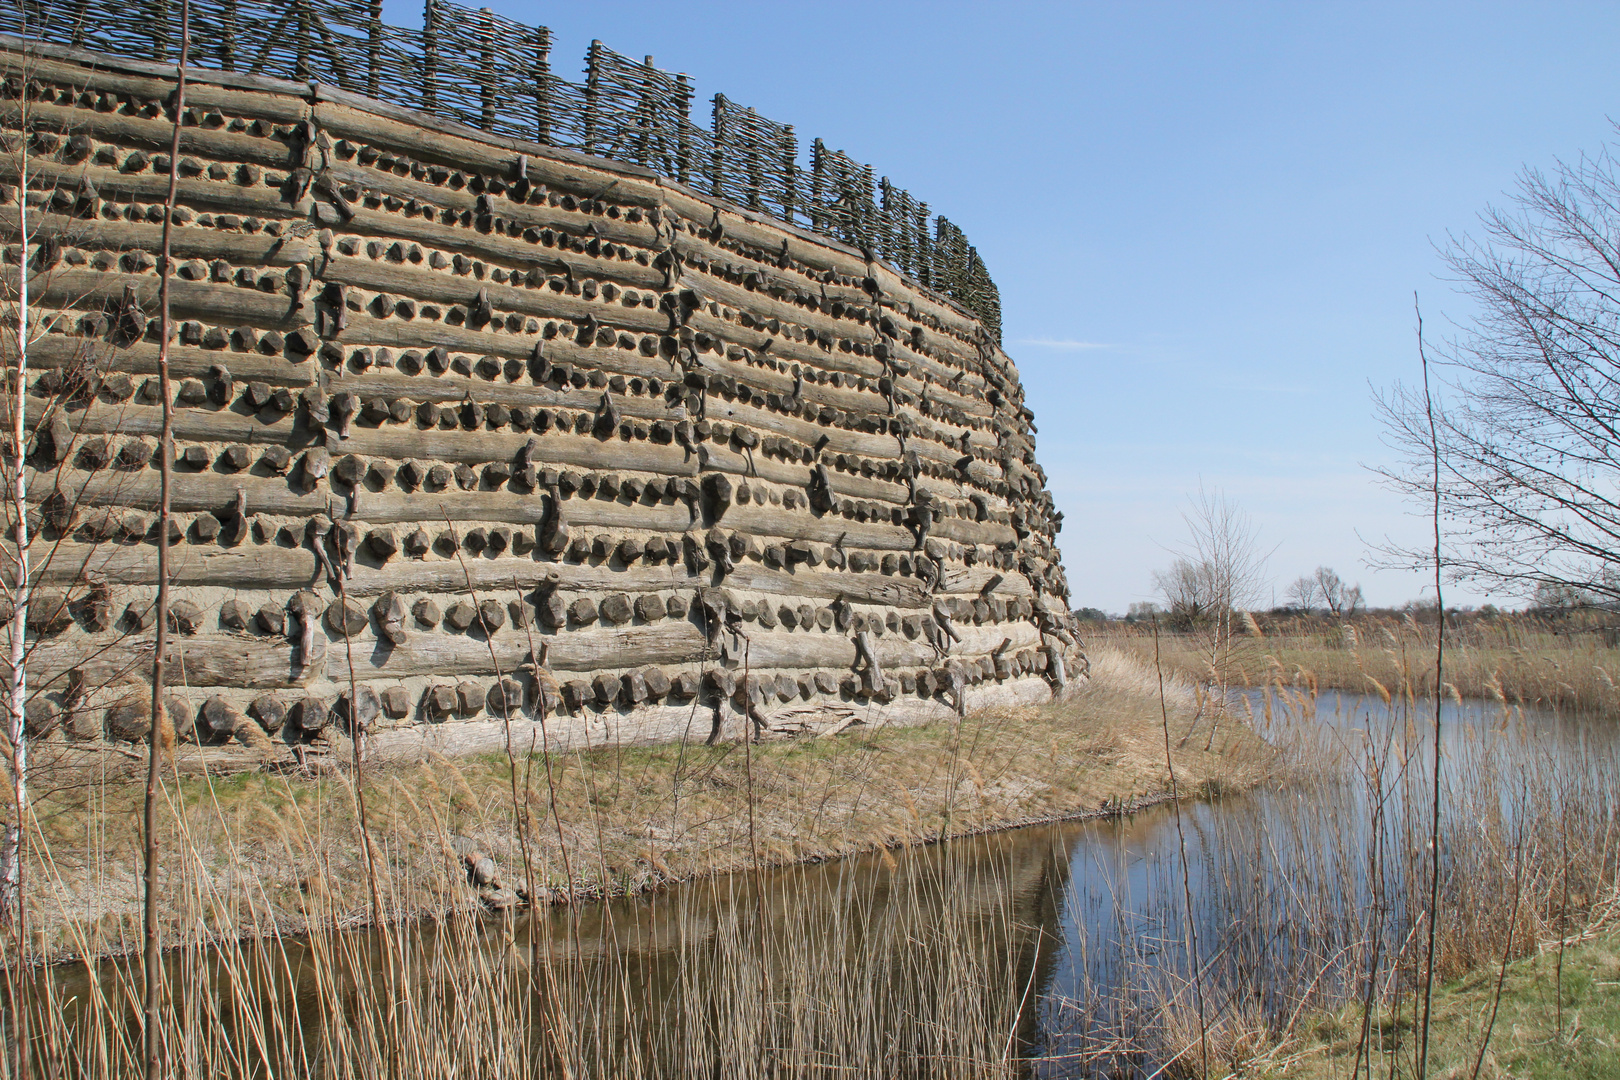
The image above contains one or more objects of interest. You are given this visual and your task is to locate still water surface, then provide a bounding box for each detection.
[41,691,1618,1077]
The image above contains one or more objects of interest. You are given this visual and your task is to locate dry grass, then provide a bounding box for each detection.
[8,630,1618,1078]
[0,645,1279,1079]
[15,644,1274,960]
[1094,610,1620,715]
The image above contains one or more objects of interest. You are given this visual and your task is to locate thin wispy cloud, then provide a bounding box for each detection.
[1014,338,1114,351]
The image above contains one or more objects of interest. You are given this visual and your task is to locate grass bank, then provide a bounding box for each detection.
[1266,927,1620,1079]
[18,644,1274,960]
[1094,610,1620,715]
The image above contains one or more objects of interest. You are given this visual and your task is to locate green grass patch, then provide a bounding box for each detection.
[1271,931,1620,1079]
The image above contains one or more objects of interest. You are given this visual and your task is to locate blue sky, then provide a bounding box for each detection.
[394,1,1619,612]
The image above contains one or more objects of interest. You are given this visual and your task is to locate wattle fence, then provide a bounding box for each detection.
[0,0,1003,341]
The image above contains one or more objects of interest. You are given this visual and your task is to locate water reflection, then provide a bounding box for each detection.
[23,692,1617,1078]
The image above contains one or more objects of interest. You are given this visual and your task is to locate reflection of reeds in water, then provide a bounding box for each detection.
[1036,669,1620,1078]
[11,827,1063,1078]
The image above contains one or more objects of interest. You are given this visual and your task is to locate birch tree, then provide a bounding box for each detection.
[1379,139,1620,603]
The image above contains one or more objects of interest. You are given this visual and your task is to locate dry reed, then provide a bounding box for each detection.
[0,645,1276,1078]
[1097,609,1620,716]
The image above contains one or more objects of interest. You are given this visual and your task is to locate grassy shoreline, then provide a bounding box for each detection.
[1262,927,1620,1079]
[18,644,1276,961]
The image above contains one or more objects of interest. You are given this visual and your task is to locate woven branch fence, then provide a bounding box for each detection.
[1,0,1003,340]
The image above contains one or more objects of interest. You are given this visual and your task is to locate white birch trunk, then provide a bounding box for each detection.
[1,127,27,923]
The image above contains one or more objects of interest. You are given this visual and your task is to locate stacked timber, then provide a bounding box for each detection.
[2,38,1079,759]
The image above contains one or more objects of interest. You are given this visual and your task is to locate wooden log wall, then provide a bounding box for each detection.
[3,40,1080,759]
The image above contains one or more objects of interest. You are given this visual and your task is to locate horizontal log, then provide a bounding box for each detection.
[15,334,311,387]
[317,615,1031,680]
[21,600,1036,692]
[335,422,699,475]
[15,269,304,331]
[33,540,319,589]
[5,100,300,170]
[365,676,1052,759]
[323,161,659,251]
[27,539,1024,607]
[332,620,704,677]
[3,45,315,125]
[324,253,668,335]
[33,464,1009,549]
[334,205,665,291]
[321,369,690,420]
[718,562,930,607]
[720,501,913,552]
[0,156,300,219]
[944,564,1036,599]
[34,468,329,517]
[0,210,318,270]
[312,95,666,208]
[55,400,305,445]
[25,634,324,690]
[370,705,720,758]
[658,185,869,281]
[340,556,934,608]
[683,265,879,355]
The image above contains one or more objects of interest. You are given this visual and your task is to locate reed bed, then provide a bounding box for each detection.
[1094,609,1620,715]
[0,644,1272,1078]
[7,634,1616,1078]
[9,831,1059,1079]
[9,644,1269,962]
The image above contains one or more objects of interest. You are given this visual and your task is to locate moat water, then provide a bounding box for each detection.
[30,690,1619,1077]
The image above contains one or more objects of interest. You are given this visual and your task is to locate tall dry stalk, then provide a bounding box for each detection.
[144,9,187,1076]
[1153,617,1207,1078]
[333,567,383,930]
[1415,295,1445,1080]
[1469,814,1525,1080]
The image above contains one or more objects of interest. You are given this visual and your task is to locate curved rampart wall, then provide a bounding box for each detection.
[5,39,1078,759]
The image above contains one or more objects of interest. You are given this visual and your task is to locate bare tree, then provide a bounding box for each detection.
[1152,486,1270,637]
[1284,575,1321,613]
[0,40,30,933]
[1152,487,1270,750]
[1377,138,1620,603]
[1314,566,1345,615]
[0,29,157,944]
[1153,557,1219,628]
[1310,566,1363,617]
[0,32,110,929]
